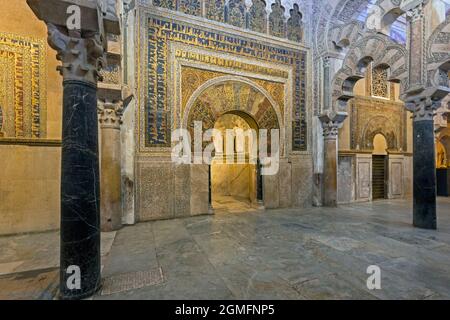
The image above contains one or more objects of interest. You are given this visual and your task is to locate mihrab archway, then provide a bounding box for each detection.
[183,77,283,212]
[183,76,283,147]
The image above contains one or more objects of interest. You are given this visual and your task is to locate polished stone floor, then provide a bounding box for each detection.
[1,198,450,300]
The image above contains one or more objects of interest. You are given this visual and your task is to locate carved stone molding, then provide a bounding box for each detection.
[98,100,123,129]
[47,24,106,85]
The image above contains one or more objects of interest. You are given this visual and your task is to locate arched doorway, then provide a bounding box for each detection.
[184,78,282,214]
[372,133,388,200]
[211,112,259,213]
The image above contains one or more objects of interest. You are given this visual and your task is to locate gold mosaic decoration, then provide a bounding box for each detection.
[175,50,289,79]
[186,80,280,151]
[0,32,47,139]
[144,15,307,150]
[180,66,285,117]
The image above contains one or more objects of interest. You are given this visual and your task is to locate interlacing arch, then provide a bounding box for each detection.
[427,14,450,89]
[329,21,365,52]
[326,0,407,53]
[331,33,407,111]
[375,0,407,35]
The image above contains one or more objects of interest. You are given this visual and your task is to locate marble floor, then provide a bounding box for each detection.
[1,198,450,300]
[212,195,256,214]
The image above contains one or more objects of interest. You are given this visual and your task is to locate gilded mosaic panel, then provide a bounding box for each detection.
[0,33,46,139]
[145,15,307,150]
[186,81,280,150]
[100,63,120,84]
[180,66,285,117]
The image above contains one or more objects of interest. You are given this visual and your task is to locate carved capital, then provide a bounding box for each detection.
[323,56,331,69]
[47,24,106,85]
[319,111,347,140]
[321,121,340,139]
[406,3,425,22]
[98,100,123,129]
[406,96,440,121]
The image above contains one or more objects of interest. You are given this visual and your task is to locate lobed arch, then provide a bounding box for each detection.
[329,21,365,53]
[331,33,407,111]
[319,0,408,55]
[361,115,399,151]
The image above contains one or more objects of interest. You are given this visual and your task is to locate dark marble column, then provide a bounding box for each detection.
[60,81,101,299]
[257,159,264,205]
[26,0,120,301]
[45,26,106,299]
[408,97,439,230]
[403,2,440,230]
[208,165,212,210]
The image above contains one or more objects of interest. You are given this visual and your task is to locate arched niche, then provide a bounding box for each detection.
[373,133,388,155]
[361,115,398,151]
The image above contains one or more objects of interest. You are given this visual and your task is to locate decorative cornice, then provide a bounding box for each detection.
[0,138,62,147]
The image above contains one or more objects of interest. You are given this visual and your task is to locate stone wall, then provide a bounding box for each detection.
[0,0,62,235]
[0,144,60,235]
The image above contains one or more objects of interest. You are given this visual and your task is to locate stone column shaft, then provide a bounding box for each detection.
[319,113,346,207]
[98,101,123,232]
[322,125,339,207]
[257,159,264,204]
[46,24,106,299]
[61,80,101,299]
